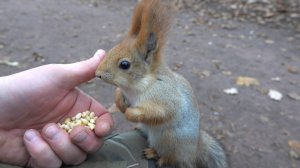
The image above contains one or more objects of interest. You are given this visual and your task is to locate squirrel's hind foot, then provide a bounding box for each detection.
[143,148,158,160]
[143,148,167,167]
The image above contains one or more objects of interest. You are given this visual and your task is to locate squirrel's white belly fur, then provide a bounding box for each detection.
[123,72,201,162]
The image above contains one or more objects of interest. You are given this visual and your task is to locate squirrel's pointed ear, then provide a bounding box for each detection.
[130,0,172,62]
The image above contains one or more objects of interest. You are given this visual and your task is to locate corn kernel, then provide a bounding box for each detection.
[89,112,95,118]
[88,123,95,130]
[89,118,96,124]
[64,118,71,123]
[81,118,89,125]
[75,113,82,119]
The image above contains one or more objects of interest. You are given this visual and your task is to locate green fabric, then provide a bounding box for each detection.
[63,161,127,168]
[0,164,21,168]
[84,131,155,168]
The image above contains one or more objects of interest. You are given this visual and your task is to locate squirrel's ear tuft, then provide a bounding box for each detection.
[128,0,145,36]
[129,0,173,62]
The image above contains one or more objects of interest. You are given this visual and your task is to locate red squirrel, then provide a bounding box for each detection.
[96,0,227,167]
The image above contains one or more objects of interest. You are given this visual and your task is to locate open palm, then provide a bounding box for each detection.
[0,50,113,167]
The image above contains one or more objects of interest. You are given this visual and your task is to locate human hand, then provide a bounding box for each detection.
[0,50,113,167]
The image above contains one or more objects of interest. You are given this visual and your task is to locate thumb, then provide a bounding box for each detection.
[64,49,106,87]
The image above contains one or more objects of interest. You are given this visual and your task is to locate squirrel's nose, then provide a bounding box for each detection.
[96,71,112,81]
[95,70,103,79]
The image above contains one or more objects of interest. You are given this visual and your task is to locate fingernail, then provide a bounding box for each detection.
[24,129,37,142]
[73,130,88,143]
[93,49,106,60]
[45,125,59,140]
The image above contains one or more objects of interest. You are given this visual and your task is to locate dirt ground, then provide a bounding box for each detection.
[0,0,300,167]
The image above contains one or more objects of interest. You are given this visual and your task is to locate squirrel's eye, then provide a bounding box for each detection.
[119,60,131,70]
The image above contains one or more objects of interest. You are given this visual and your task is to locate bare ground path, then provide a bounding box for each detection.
[0,0,299,167]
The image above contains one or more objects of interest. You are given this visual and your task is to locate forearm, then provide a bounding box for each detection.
[125,102,174,125]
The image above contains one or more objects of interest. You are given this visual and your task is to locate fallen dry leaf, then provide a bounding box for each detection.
[288,140,300,160]
[222,71,232,76]
[224,88,238,95]
[0,60,19,67]
[265,39,274,44]
[271,77,281,82]
[236,76,260,87]
[201,70,211,78]
[288,92,300,101]
[175,62,184,69]
[192,68,211,78]
[268,89,283,101]
[288,66,299,74]
[32,52,45,62]
[174,0,300,32]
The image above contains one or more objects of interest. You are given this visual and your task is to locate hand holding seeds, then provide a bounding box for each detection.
[58,111,98,133]
[0,49,113,167]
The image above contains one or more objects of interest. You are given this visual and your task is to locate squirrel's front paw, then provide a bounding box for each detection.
[125,108,145,122]
[115,88,128,113]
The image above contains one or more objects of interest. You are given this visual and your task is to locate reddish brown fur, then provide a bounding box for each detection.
[96,0,227,167]
[144,148,177,166]
[115,88,128,113]
[124,101,174,125]
[128,0,173,73]
[128,1,145,36]
[143,148,158,159]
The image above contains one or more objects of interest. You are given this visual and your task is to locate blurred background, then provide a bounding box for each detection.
[0,0,299,167]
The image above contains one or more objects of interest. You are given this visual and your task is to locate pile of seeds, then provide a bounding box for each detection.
[58,111,98,133]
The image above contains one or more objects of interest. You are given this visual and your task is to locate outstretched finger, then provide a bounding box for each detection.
[64,49,106,88]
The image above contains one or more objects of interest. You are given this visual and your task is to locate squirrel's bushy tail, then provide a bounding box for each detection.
[198,131,227,168]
